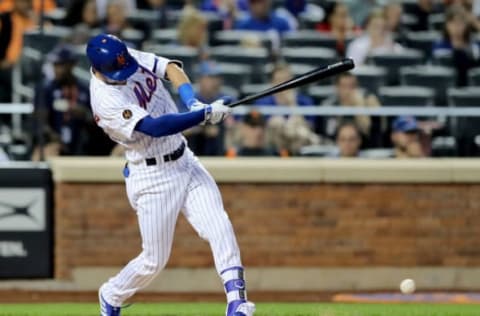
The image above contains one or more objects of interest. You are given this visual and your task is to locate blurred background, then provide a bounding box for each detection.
[0,0,480,160]
[0,0,480,307]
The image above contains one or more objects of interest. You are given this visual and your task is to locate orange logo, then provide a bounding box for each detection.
[117,53,126,66]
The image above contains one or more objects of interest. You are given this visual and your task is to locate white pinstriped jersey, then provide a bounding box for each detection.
[89,48,185,163]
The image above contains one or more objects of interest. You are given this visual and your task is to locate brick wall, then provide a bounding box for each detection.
[54,183,480,279]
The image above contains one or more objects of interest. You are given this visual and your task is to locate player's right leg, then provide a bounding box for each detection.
[99,162,189,314]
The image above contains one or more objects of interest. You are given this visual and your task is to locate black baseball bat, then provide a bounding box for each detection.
[227,58,355,108]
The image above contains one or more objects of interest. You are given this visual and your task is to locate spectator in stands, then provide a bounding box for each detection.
[0,0,36,102]
[103,0,145,45]
[177,8,209,58]
[0,0,55,14]
[235,110,270,156]
[64,0,100,28]
[184,61,227,156]
[346,9,404,65]
[95,0,136,21]
[33,45,108,157]
[235,0,292,35]
[200,0,248,29]
[332,121,363,158]
[384,2,408,44]
[409,0,437,31]
[320,72,382,147]
[265,114,321,156]
[391,116,426,158]
[316,1,358,57]
[346,0,380,27]
[433,5,480,86]
[136,0,168,29]
[254,63,314,111]
[444,0,480,31]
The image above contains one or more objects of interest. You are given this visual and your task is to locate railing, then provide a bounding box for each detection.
[0,103,34,136]
[232,105,480,117]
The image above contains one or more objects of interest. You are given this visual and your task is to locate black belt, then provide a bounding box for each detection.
[145,142,185,166]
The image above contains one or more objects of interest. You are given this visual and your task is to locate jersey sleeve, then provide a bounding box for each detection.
[127,48,183,80]
[93,88,148,142]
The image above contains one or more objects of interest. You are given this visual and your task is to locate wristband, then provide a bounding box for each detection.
[204,105,213,123]
[178,83,196,109]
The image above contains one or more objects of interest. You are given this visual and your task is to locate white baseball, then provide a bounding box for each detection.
[400,278,416,294]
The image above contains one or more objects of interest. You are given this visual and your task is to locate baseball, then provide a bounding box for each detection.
[400,278,416,294]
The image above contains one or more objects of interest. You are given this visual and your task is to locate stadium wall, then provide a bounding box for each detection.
[50,158,480,291]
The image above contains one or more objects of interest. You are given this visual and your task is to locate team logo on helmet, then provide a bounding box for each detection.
[122,109,133,120]
[117,53,127,67]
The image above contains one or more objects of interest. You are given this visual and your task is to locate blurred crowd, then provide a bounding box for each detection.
[0,0,480,160]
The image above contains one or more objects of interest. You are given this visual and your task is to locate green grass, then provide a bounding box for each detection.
[0,303,478,316]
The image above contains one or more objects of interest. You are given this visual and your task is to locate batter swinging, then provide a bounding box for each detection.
[86,34,255,316]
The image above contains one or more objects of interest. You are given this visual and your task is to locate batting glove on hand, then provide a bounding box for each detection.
[190,99,231,125]
[205,99,232,124]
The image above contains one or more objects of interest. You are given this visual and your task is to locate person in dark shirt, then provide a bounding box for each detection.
[432,5,480,86]
[34,45,114,157]
[184,60,228,156]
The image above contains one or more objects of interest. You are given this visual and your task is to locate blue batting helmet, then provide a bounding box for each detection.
[86,34,138,81]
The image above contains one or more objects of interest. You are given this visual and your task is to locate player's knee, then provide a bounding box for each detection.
[141,255,168,275]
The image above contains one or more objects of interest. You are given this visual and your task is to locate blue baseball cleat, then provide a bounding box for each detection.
[226,300,256,316]
[99,286,122,316]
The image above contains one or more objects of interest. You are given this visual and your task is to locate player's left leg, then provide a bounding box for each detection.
[182,161,255,316]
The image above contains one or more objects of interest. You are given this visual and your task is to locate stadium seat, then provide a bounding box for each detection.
[240,84,271,100]
[448,87,480,107]
[431,136,458,157]
[121,29,144,48]
[213,30,274,50]
[448,87,480,151]
[429,13,445,31]
[282,47,336,67]
[468,67,480,86]
[263,63,319,89]
[210,46,269,83]
[379,86,435,107]
[351,65,387,95]
[432,51,454,67]
[215,62,252,87]
[282,31,353,50]
[405,31,441,58]
[127,9,158,29]
[23,27,72,54]
[151,29,177,44]
[307,85,336,104]
[402,0,420,14]
[359,148,395,158]
[369,49,424,85]
[400,65,455,105]
[144,44,199,78]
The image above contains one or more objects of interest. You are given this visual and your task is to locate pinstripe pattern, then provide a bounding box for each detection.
[90,48,247,311]
[100,149,243,307]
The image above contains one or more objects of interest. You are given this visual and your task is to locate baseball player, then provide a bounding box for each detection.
[86,34,255,316]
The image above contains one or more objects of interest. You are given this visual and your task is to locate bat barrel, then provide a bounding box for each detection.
[227,58,355,108]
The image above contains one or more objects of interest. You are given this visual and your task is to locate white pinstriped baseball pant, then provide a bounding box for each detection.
[101,148,242,306]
